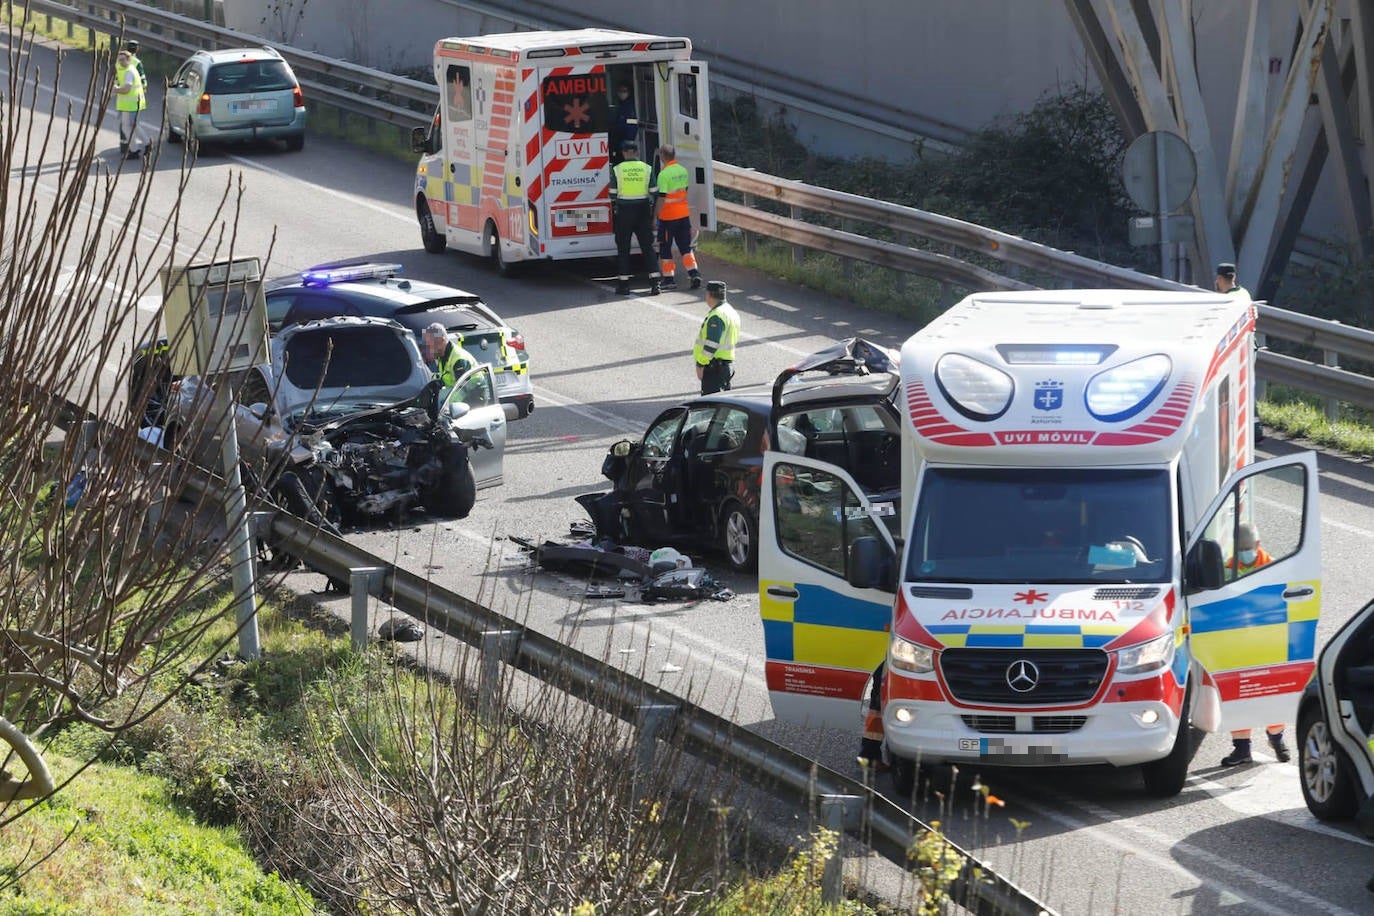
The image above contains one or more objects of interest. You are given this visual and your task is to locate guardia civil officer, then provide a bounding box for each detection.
[610,139,660,296]
[693,280,740,395]
[422,322,478,389]
[1215,262,1250,297]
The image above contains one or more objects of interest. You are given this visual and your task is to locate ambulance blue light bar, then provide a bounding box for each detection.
[300,263,402,286]
[995,344,1118,365]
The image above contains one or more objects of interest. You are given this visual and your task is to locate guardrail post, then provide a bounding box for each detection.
[632,704,676,805]
[478,629,520,718]
[1323,342,1340,422]
[1254,333,1267,402]
[741,192,757,256]
[789,205,805,266]
[841,219,855,279]
[349,566,387,651]
[819,794,864,904]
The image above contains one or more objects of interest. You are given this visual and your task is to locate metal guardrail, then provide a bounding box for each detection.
[28,0,1374,414]
[44,393,1054,916]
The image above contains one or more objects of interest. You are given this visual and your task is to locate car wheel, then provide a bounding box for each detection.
[1299,701,1359,820]
[128,347,173,428]
[285,132,305,152]
[425,445,477,519]
[486,220,519,277]
[185,119,199,156]
[262,469,341,572]
[418,198,447,253]
[1140,678,1197,798]
[164,114,182,144]
[720,500,759,572]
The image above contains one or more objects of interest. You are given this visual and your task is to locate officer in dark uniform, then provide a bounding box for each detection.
[610,139,660,295]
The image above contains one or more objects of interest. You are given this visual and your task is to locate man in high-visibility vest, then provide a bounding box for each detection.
[654,144,701,290]
[693,280,740,394]
[1215,262,1250,297]
[610,139,660,296]
[113,46,148,159]
[422,322,478,389]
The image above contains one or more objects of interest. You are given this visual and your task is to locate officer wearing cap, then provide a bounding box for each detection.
[125,40,146,87]
[693,280,741,394]
[609,139,660,296]
[1215,262,1249,297]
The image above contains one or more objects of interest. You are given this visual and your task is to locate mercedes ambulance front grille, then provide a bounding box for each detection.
[960,715,1088,734]
[940,648,1109,705]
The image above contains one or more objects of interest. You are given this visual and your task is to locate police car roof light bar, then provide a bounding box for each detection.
[300,263,403,286]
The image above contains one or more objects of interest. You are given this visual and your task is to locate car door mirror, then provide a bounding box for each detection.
[1186,538,1226,592]
[848,536,896,593]
[447,401,472,421]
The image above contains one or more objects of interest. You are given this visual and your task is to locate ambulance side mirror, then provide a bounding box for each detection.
[411,125,438,155]
[1185,539,1226,592]
[847,536,896,593]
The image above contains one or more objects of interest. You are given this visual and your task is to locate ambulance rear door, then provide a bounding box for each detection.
[759,452,896,730]
[1185,452,1321,731]
[665,61,715,231]
[534,65,615,247]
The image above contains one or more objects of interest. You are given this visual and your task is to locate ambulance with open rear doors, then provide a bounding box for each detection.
[411,29,715,273]
[759,289,1322,797]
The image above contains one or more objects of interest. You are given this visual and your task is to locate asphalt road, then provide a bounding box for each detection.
[14,34,1374,916]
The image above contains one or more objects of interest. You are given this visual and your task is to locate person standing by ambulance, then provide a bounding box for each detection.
[1220,522,1291,765]
[654,144,701,290]
[610,139,660,296]
[693,280,739,394]
[1215,262,1250,297]
[113,46,148,159]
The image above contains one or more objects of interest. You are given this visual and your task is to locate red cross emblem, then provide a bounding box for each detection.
[1013,590,1048,605]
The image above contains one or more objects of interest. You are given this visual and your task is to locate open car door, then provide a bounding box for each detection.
[1186,453,1321,731]
[759,452,897,731]
[445,364,507,488]
[665,60,714,231]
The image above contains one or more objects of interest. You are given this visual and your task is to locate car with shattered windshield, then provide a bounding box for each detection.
[165,316,506,524]
[579,339,902,572]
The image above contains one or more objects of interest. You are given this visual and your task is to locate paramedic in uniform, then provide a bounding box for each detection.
[422,322,478,389]
[693,280,740,394]
[610,139,660,296]
[654,144,702,290]
[1219,522,1292,766]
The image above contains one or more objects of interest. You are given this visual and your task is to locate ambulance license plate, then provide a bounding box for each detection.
[555,208,599,228]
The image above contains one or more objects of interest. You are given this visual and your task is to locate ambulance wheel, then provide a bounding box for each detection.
[1141,679,1196,797]
[720,500,758,572]
[486,221,519,277]
[890,756,917,796]
[1298,701,1358,820]
[418,199,446,253]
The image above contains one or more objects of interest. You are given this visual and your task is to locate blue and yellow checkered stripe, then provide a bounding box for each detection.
[927,624,1120,649]
[419,163,480,208]
[761,581,889,671]
[1190,581,1320,671]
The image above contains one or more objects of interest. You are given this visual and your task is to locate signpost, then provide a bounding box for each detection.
[1122,130,1198,282]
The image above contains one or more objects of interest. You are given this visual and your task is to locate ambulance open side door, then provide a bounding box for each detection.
[759,452,896,731]
[1185,452,1322,732]
[665,61,715,231]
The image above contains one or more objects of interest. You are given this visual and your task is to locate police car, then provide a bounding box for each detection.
[129,262,533,428]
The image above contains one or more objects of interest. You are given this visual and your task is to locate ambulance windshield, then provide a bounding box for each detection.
[906,467,1172,584]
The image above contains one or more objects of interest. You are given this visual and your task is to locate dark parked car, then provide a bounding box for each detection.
[581,339,903,571]
[1297,597,1374,823]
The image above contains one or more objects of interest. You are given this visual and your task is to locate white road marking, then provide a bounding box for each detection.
[1190,765,1374,846]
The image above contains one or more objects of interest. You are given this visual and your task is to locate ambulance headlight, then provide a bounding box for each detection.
[1115,632,1175,675]
[889,637,936,674]
[1085,354,1171,422]
[934,354,1014,421]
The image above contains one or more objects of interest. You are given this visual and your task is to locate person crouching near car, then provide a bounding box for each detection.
[422,322,477,389]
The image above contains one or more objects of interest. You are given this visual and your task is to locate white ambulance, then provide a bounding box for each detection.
[758,289,1322,797]
[410,29,715,273]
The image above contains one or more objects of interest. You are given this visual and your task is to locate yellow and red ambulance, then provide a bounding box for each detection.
[759,289,1322,797]
[411,29,714,273]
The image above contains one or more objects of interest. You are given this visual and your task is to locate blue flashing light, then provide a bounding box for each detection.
[300,263,403,286]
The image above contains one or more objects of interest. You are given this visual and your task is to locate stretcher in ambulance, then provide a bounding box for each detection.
[410,29,714,273]
[758,289,1322,797]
